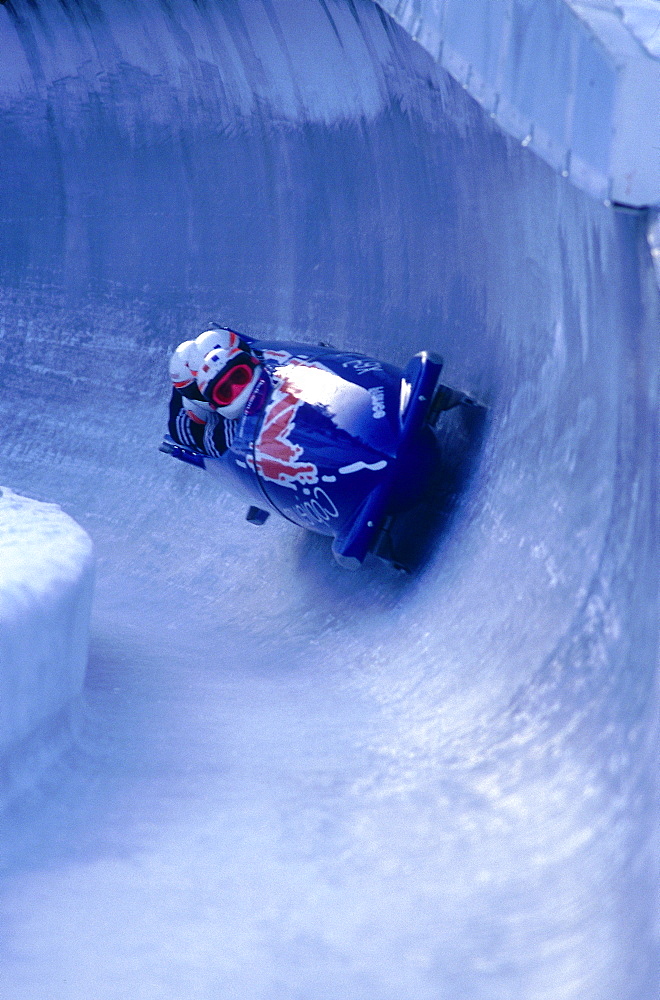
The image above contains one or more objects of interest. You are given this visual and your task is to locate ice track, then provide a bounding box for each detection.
[0,1,658,998]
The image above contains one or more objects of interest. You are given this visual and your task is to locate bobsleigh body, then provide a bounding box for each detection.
[162,340,450,569]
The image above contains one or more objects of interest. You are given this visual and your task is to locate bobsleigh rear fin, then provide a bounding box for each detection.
[399,352,444,425]
[331,483,392,569]
[332,352,444,568]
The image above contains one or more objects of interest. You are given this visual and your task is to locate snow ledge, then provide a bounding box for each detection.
[374,0,660,207]
[0,488,94,795]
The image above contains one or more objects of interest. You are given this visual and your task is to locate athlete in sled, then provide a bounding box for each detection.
[160,327,476,569]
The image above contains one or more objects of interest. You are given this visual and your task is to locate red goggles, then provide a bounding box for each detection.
[210,362,255,408]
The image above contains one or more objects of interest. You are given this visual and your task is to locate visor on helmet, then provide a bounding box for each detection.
[208,362,255,408]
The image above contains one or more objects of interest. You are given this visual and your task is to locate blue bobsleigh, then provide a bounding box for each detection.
[160,339,475,569]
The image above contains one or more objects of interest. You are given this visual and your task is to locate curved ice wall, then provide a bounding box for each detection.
[376,0,660,206]
[0,1,658,998]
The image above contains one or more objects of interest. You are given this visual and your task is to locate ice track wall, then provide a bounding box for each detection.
[376,0,660,207]
[0,1,658,998]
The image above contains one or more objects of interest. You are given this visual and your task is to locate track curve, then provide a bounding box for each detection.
[0,1,658,997]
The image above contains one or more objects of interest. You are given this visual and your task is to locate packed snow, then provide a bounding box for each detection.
[0,488,93,762]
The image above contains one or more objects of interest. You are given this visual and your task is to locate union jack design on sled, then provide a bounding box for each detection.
[160,338,477,570]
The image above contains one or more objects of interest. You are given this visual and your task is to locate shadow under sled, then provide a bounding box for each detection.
[373,399,488,573]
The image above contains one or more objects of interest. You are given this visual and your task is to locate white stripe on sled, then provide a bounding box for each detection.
[338,460,388,475]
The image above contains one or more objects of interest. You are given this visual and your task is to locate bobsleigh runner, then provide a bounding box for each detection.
[160,332,480,570]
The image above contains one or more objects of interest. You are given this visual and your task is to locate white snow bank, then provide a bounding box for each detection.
[0,488,94,761]
[374,0,660,207]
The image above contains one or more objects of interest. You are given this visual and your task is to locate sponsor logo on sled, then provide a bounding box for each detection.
[249,368,318,488]
[291,488,339,527]
[369,386,386,419]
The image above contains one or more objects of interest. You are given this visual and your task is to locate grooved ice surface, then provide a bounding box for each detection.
[0,489,93,756]
[0,1,658,999]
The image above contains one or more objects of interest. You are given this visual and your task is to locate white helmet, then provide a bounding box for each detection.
[191,329,239,370]
[170,330,238,399]
[169,339,197,390]
[197,343,261,418]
